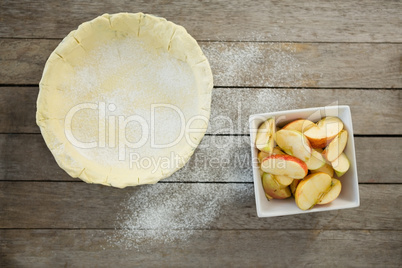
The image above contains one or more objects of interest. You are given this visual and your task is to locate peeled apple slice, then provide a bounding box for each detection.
[318,178,342,204]
[295,172,332,210]
[255,118,276,153]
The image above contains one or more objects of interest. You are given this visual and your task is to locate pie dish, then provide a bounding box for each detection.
[36,13,213,188]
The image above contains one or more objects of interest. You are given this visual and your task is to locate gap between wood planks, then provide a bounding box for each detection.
[2,36,402,44]
[1,84,402,90]
[0,180,400,185]
[1,133,401,137]
[1,228,401,231]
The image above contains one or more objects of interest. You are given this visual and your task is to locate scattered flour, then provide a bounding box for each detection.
[105,38,306,249]
[208,88,306,135]
[203,42,307,87]
[107,183,252,250]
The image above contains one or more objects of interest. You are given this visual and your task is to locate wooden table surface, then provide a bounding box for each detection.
[1,1,401,267]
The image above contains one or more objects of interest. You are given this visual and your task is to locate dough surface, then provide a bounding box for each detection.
[36,13,213,188]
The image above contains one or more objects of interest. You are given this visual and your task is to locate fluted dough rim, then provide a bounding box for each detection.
[36,13,213,188]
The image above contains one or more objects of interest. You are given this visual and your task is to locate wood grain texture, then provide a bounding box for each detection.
[1,229,402,267]
[1,87,401,135]
[0,39,54,85]
[1,134,401,184]
[206,42,402,88]
[209,88,402,135]
[1,39,401,88]
[1,0,401,42]
[0,182,401,230]
[1,1,401,266]
[0,87,38,133]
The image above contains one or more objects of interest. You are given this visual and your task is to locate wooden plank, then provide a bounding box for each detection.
[1,230,401,267]
[1,134,401,184]
[0,87,38,133]
[205,42,402,88]
[1,1,401,42]
[0,39,55,85]
[209,88,402,135]
[1,39,401,88]
[354,137,402,184]
[1,87,401,135]
[0,182,401,230]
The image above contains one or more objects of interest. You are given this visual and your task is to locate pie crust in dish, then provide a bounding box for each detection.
[36,13,213,188]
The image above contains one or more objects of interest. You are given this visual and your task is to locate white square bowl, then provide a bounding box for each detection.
[249,105,360,217]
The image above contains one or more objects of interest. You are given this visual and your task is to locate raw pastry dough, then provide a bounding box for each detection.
[36,13,213,188]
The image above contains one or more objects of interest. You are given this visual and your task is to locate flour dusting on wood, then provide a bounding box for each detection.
[109,40,307,249]
[203,42,308,87]
[107,183,252,250]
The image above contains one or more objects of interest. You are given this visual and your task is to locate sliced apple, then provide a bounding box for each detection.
[261,154,308,179]
[315,148,323,153]
[310,163,334,177]
[295,172,332,210]
[255,118,276,153]
[272,146,286,155]
[265,193,274,201]
[261,173,291,199]
[306,149,326,170]
[318,178,342,204]
[331,152,350,177]
[257,150,270,163]
[290,179,301,196]
[323,130,348,162]
[304,117,344,148]
[275,129,312,162]
[259,166,264,177]
[275,175,294,186]
[257,147,285,163]
[282,119,315,133]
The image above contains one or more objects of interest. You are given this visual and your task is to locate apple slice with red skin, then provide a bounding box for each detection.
[304,117,344,148]
[311,163,334,177]
[261,154,308,179]
[323,130,348,162]
[257,146,285,163]
[261,173,291,199]
[318,178,342,204]
[306,148,326,170]
[295,172,332,210]
[330,152,350,177]
[255,118,276,153]
[275,129,312,162]
[282,119,315,133]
